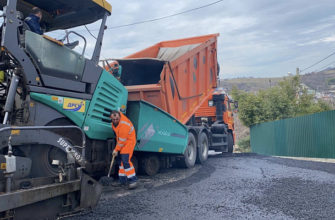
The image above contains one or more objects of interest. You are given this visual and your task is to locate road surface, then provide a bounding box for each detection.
[66,153,335,219]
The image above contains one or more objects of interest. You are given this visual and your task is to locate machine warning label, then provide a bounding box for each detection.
[0,163,6,170]
[63,98,86,112]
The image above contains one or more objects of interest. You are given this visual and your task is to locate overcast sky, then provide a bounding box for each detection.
[56,0,335,79]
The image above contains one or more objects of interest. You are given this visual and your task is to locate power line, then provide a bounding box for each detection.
[81,0,224,32]
[316,60,335,72]
[300,51,335,73]
[84,25,97,39]
[107,0,224,30]
[74,1,224,59]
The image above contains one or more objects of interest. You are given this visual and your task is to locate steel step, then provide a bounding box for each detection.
[211,142,227,147]
[212,133,227,138]
[210,143,228,151]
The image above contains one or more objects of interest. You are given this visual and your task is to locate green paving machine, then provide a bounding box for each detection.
[0,0,188,218]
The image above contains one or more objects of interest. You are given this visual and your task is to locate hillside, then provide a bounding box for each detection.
[220,77,282,92]
[301,69,335,91]
[221,68,335,93]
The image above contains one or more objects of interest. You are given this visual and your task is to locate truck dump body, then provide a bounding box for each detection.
[117,34,219,124]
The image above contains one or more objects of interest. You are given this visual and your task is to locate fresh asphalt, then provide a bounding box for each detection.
[66,153,335,219]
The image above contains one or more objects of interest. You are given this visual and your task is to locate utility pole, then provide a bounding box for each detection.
[296,67,300,75]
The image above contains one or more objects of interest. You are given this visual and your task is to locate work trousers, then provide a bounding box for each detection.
[116,153,137,184]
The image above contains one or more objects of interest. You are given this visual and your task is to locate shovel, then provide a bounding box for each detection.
[99,154,116,186]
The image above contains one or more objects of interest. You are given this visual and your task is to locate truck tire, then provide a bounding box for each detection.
[141,155,160,176]
[179,132,197,168]
[196,132,209,164]
[227,132,234,153]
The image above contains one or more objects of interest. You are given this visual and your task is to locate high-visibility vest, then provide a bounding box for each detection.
[112,112,136,152]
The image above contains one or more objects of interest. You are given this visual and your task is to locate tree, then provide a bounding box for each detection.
[232,75,332,127]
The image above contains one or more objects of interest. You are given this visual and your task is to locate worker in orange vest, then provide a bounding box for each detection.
[111,110,137,189]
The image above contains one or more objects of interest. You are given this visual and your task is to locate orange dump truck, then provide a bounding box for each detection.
[104,34,234,174]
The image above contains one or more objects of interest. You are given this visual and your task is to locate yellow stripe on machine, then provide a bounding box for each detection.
[0,163,6,170]
[11,130,20,135]
[0,71,4,83]
[92,0,112,13]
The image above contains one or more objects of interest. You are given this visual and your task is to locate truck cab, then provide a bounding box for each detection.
[195,87,235,152]
[195,88,234,129]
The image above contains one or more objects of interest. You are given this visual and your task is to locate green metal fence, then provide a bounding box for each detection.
[250,110,335,158]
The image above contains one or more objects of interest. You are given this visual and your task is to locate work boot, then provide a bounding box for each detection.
[111,181,126,187]
[128,182,137,190]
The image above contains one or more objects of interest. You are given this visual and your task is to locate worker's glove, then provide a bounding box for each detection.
[112,150,118,157]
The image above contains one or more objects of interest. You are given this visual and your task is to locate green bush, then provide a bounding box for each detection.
[237,135,250,152]
[232,75,332,127]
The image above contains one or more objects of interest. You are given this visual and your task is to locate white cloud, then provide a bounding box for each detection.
[298,34,335,46]
[322,34,335,43]
[300,23,333,35]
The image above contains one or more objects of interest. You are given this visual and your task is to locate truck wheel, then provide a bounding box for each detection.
[227,132,234,153]
[141,155,160,176]
[179,132,197,168]
[196,132,209,164]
